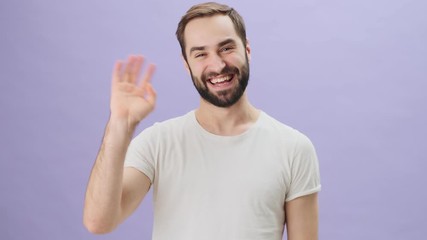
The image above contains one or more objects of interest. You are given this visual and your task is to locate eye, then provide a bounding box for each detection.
[220,46,234,52]
[195,53,206,58]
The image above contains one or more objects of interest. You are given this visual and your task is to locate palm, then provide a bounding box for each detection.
[110,56,156,125]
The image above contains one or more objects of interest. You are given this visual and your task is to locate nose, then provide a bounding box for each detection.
[206,53,226,74]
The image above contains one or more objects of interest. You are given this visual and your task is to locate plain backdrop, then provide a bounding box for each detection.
[1,0,426,239]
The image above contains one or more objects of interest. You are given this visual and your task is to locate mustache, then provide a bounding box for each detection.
[202,65,239,81]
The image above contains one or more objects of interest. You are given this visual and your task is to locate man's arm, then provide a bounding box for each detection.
[83,55,156,234]
[285,193,319,240]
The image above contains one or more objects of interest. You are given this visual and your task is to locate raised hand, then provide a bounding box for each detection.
[110,55,156,127]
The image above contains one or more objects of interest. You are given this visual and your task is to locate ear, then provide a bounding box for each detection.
[182,55,190,75]
[245,39,251,61]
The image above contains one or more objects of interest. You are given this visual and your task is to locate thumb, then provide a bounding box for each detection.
[145,83,157,107]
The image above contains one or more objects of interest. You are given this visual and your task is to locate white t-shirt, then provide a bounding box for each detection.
[125,111,321,240]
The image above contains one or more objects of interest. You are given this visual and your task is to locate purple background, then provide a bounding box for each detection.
[1,0,426,239]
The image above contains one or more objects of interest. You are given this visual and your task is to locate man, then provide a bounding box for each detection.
[83,2,321,240]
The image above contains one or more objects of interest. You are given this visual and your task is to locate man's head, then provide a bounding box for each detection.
[176,2,247,61]
[176,2,251,108]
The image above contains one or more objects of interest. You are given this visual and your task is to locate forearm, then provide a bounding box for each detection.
[83,118,136,233]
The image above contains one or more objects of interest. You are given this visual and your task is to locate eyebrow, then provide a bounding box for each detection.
[189,38,237,56]
[218,38,236,48]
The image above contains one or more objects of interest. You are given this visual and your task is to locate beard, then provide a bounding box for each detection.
[189,55,250,108]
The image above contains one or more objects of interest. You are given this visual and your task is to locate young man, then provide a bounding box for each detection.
[84,2,321,240]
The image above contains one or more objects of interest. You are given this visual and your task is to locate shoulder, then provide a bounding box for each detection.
[258,112,316,155]
[260,112,312,141]
[153,111,194,130]
[133,111,195,141]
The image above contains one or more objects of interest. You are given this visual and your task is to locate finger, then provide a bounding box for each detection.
[145,83,157,106]
[138,63,156,89]
[123,55,136,83]
[130,55,144,84]
[112,60,123,85]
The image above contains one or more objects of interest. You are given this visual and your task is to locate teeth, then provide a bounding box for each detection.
[210,75,232,84]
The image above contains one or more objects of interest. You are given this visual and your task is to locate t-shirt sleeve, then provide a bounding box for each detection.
[124,126,157,183]
[285,133,321,202]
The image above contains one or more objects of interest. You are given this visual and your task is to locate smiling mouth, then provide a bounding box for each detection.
[208,74,234,85]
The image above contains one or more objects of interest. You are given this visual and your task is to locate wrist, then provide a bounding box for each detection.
[107,116,138,135]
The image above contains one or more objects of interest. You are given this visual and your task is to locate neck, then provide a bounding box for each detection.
[195,93,260,136]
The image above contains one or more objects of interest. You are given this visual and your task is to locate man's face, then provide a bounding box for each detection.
[183,15,251,108]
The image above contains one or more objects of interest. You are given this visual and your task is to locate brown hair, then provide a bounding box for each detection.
[176,2,247,60]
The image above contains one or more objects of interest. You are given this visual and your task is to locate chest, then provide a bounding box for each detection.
[154,133,291,210]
